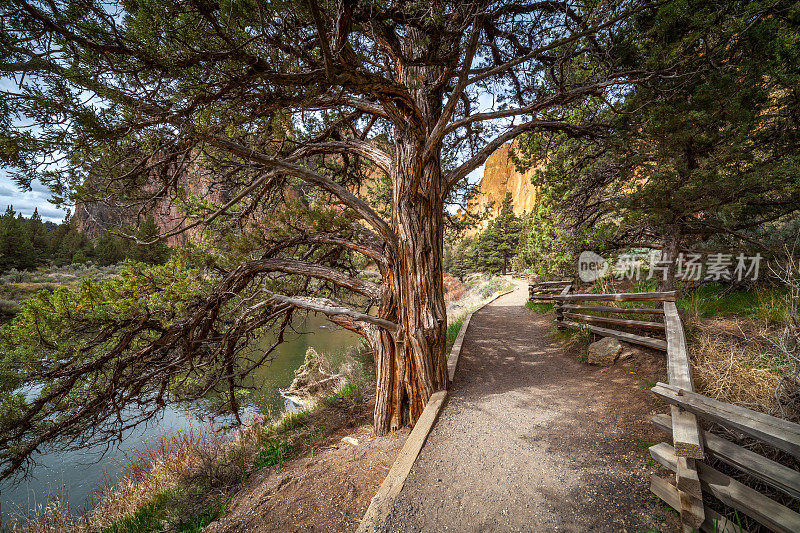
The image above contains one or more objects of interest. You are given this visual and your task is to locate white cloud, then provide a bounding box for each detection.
[0,170,67,223]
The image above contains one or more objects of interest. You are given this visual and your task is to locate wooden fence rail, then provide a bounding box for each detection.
[549,286,671,352]
[529,280,572,302]
[530,282,800,532]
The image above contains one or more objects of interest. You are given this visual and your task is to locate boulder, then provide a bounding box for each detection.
[587,337,623,366]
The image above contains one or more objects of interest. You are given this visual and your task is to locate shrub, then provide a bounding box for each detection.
[0,299,20,316]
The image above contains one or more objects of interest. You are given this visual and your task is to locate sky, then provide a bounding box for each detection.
[0,169,68,223]
[1,74,70,223]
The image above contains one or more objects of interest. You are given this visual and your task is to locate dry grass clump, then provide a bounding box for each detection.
[3,490,89,533]
[692,324,781,412]
[689,317,798,421]
[91,426,226,530]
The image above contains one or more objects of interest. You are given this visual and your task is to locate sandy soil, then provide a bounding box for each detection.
[206,399,409,533]
[378,280,680,532]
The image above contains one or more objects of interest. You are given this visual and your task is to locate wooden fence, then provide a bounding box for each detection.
[528,280,572,302]
[553,288,674,352]
[533,282,800,533]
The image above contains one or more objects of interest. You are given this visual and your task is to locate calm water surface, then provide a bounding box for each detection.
[0,313,359,520]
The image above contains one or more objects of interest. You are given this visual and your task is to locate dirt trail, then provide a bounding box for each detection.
[379,280,679,532]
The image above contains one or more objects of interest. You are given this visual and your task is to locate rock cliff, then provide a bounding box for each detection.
[467,141,540,232]
[74,141,538,243]
[73,154,227,247]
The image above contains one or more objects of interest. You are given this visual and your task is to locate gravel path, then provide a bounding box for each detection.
[380,280,678,532]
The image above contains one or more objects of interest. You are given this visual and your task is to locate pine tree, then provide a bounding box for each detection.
[133,216,170,265]
[0,206,37,271]
[515,188,577,279]
[473,193,521,275]
[94,232,125,266]
[27,208,49,256]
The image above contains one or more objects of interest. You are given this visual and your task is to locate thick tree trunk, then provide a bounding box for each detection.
[368,153,449,435]
[393,165,449,423]
[369,28,450,434]
[366,267,408,435]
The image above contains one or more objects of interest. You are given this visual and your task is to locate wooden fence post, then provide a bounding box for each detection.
[554,284,571,328]
[663,301,705,532]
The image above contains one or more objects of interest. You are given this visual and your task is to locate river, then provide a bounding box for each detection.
[0,313,360,521]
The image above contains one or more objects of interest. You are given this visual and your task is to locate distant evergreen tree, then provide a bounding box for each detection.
[94,232,126,266]
[27,208,50,255]
[133,216,170,265]
[48,219,92,266]
[515,188,574,279]
[0,206,173,272]
[473,193,522,275]
[444,236,475,281]
[0,206,37,271]
[72,250,88,264]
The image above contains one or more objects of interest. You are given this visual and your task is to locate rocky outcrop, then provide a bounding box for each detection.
[467,140,541,233]
[72,152,227,247]
[280,347,344,406]
[74,140,539,243]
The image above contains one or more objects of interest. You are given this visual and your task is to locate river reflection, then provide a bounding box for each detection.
[0,313,360,520]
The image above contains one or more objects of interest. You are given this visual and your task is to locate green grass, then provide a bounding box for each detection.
[254,440,291,469]
[176,497,230,533]
[548,323,591,345]
[277,409,308,432]
[326,380,363,407]
[102,491,173,533]
[640,378,657,389]
[103,489,231,533]
[447,315,465,348]
[548,323,593,362]
[678,283,787,323]
[632,278,658,293]
[525,300,554,313]
[549,325,573,341]
[573,323,593,344]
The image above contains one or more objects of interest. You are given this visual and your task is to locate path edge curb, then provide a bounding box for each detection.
[356,284,517,532]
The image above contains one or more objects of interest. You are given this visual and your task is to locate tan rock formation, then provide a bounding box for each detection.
[467,141,541,233]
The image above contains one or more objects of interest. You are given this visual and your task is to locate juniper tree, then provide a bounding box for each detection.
[517,0,800,289]
[0,0,653,478]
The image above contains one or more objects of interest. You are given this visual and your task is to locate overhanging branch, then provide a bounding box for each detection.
[266,293,398,332]
[243,258,381,299]
[290,139,392,173]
